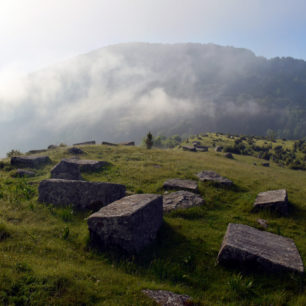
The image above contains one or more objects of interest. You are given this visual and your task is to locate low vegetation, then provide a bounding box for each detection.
[0,135,306,305]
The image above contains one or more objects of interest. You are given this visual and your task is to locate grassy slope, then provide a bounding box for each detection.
[0,141,306,305]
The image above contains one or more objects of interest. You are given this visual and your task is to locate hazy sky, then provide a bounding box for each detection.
[1,0,306,77]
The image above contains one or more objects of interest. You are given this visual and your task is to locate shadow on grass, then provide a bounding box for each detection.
[87,221,211,288]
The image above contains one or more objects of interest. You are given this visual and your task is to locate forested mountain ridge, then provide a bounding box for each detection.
[1,43,306,156]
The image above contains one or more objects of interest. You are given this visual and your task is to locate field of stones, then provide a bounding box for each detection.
[0,136,306,305]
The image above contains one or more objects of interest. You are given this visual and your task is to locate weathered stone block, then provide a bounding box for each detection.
[38,179,126,210]
[252,189,289,215]
[102,141,118,146]
[182,145,196,152]
[142,289,192,305]
[64,158,109,172]
[119,141,135,146]
[163,191,204,212]
[73,141,96,146]
[196,170,233,186]
[87,194,162,253]
[163,179,198,193]
[51,159,82,180]
[217,223,304,273]
[11,156,51,168]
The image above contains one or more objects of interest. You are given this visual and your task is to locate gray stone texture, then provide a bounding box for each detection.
[73,141,96,145]
[64,158,109,172]
[11,156,51,168]
[163,191,204,212]
[27,149,47,154]
[38,179,126,210]
[253,189,289,215]
[87,194,163,253]
[68,147,85,154]
[142,289,192,306]
[182,145,196,152]
[215,146,223,152]
[225,152,234,159]
[217,223,304,274]
[196,170,233,186]
[51,159,82,180]
[163,179,198,193]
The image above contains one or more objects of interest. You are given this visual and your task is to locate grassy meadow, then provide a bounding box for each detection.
[0,137,306,305]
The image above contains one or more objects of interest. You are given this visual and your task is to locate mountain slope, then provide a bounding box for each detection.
[1,43,306,156]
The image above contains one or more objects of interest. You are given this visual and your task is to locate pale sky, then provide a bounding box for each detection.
[1,0,306,77]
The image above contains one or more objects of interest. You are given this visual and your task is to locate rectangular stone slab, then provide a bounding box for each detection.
[87,194,163,253]
[163,179,198,193]
[38,179,126,210]
[11,156,51,168]
[217,223,304,274]
[73,141,96,145]
[64,159,109,172]
[253,189,288,215]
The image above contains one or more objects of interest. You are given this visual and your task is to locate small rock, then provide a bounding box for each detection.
[192,141,201,146]
[196,170,233,186]
[262,163,270,167]
[163,179,198,193]
[48,144,57,150]
[142,289,192,306]
[119,141,135,146]
[163,191,204,212]
[27,149,47,154]
[67,147,85,154]
[252,189,289,215]
[11,156,51,168]
[215,146,223,152]
[196,145,208,152]
[224,152,234,159]
[257,218,268,229]
[87,194,162,253]
[182,146,196,152]
[73,141,96,146]
[12,169,35,178]
[217,223,304,273]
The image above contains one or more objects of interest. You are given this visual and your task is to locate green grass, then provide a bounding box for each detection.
[0,140,305,305]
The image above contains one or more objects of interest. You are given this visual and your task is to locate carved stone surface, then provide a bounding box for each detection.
[163,191,204,212]
[217,223,304,273]
[142,289,192,306]
[11,156,51,168]
[252,189,289,215]
[196,170,233,186]
[51,159,82,180]
[87,194,162,253]
[38,179,126,210]
[163,179,198,193]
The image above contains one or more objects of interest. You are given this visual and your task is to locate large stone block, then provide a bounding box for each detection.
[51,159,82,180]
[73,141,96,146]
[163,179,198,193]
[252,189,289,215]
[38,179,126,210]
[163,191,204,212]
[217,223,304,274]
[11,156,51,168]
[87,194,163,253]
[196,170,233,186]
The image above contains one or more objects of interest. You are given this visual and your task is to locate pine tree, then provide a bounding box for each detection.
[145,132,153,149]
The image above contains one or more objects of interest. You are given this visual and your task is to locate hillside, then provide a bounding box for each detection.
[0,139,306,305]
[1,42,306,157]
